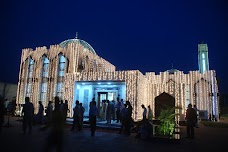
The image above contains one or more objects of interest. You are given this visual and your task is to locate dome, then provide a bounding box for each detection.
[166,68,180,74]
[59,38,96,55]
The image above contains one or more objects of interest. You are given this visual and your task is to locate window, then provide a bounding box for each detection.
[40,56,49,102]
[26,57,34,97]
[42,56,49,78]
[58,55,66,77]
[56,54,67,97]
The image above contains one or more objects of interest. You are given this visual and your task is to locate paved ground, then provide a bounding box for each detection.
[0,116,228,152]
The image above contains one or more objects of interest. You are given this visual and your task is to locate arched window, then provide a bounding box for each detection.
[56,54,66,97]
[42,56,49,77]
[40,56,49,103]
[26,57,34,97]
[58,55,66,77]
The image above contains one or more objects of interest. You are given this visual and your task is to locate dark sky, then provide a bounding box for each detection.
[1,0,228,93]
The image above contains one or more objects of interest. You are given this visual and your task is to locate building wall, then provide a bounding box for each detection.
[145,70,219,120]
[64,70,141,120]
[17,41,219,120]
[17,43,115,113]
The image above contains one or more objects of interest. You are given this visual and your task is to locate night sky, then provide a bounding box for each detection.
[1,0,228,93]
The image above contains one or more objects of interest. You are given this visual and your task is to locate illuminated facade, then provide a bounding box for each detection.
[17,38,219,121]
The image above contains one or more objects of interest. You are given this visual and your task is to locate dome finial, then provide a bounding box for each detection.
[75,32,78,39]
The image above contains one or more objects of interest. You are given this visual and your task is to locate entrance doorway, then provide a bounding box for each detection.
[74,81,126,117]
[155,92,175,118]
[98,92,108,111]
[97,92,117,110]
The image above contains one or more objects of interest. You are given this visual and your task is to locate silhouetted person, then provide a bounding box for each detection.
[125,101,133,135]
[44,96,65,152]
[89,100,98,136]
[0,96,5,133]
[106,100,111,124]
[46,101,53,126]
[141,104,147,120]
[36,101,44,125]
[147,105,153,121]
[71,100,81,131]
[22,97,34,134]
[101,100,107,121]
[185,103,197,139]
[115,99,122,123]
[63,100,69,123]
[79,103,85,129]
[111,100,115,121]
[11,98,17,116]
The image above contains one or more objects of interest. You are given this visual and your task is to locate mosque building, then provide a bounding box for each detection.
[16,36,219,121]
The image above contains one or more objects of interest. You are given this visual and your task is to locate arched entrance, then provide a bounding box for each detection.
[155,92,175,118]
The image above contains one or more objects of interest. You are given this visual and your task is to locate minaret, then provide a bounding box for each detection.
[75,32,78,39]
[198,43,209,73]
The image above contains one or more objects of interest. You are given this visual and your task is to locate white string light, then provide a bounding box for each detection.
[17,42,219,120]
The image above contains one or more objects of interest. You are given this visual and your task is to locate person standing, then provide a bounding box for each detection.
[106,100,111,124]
[185,103,197,139]
[46,101,53,126]
[125,101,133,135]
[22,97,34,134]
[63,100,69,123]
[111,100,115,122]
[141,104,147,120]
[71,100,81,131]
[115,99,122,123]
[11,98,17,116]
[79,103,85,129]
[147,105,153,121]
[101,100,107,121]
[37,101,44,125]
[89,100,98,136]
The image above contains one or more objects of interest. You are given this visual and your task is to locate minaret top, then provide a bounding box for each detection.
[75,32,78,39]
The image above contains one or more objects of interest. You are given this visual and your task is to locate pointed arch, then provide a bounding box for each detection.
[166,79,177,95]
[39,55,50,104]
[26,56,34,97]
[166,79,176,84]
[56,53,68,98]
[155,92,175,118]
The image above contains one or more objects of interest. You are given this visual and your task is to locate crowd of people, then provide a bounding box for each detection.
[1,94,203,142]
[0,95,155,138]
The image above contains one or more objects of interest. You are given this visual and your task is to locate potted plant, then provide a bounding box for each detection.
[156,106,181,138]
